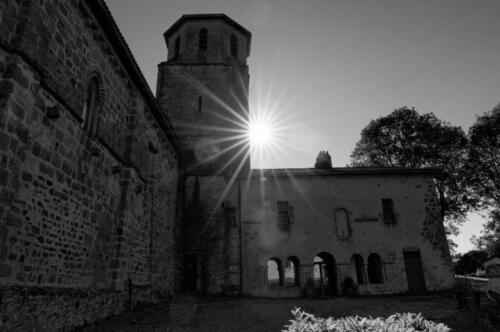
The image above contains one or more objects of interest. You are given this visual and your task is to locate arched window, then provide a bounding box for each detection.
[285,256,300,286]
[267,257,282,286]
[230,34,238,57]
[174,36,180,58]
[367,253,384,284]
[199,28,207,51]
[351,254,365,285]
[335,208,350,240]
[82,76,100,136]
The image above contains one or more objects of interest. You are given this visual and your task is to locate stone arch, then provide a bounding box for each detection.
[367,253,384,284]
[267,257,283,286]
[285,256,300,286]
[350,253,365,285]
[313,252,338,296]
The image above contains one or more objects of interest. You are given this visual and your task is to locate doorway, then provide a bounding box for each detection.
[403,250,427,294]
[183,254,197,292]
[313,252,338,296]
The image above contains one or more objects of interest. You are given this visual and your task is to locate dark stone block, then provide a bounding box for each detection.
[5,213,22,227]
[4,64,29,90]
[11,102,25,120]
[0,263,11,277]
[62,161,72,176]
[0,131,9,152]
[8,136,17,153]
[0,189,14,205]
[39,162,54,177]
[32,142,41,157]
[15,125,29,144]
[0,243,7,262]
[0,80,14,97]
[0,168,8,185]
[21,171,32,182]
[46,105,61,119]
[16,146,27,162]
[0,225,7,242]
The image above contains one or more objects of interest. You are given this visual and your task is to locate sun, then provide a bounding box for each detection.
[248,120,274,146]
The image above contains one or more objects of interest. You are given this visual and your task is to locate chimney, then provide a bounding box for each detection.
[315,151,332,170]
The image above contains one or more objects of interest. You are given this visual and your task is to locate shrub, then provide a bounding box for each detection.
[282,308,450,332]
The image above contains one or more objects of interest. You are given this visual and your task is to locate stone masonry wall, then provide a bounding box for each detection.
[0,0,181,330]
[240,172,454,297]
[182,174,240,295]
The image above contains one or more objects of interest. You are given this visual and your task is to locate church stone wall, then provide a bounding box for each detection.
[182,175,240,295]
[0,1,181,330]
[240,172,454,297]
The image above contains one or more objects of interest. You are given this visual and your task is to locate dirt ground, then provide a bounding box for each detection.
[79,293,498,331]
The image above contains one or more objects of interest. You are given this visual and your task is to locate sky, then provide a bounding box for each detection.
[106,0,500,253]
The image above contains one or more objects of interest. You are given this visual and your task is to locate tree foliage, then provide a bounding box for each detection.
[454,249,488,275]
[466,105,500,207]
[466,105,500,253]
[472,210,500,253]
[350,107,472,234]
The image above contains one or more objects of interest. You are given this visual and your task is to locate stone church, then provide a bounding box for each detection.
[0,0,454,330]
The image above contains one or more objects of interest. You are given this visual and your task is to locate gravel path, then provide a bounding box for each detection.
[80,293,495,331]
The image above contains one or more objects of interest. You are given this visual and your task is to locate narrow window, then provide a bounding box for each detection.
[174,36,180,58]
[267,257,282,286]
[199,28,207,51]
[82,76,100,136]
[285,256,300,286]
[351,254,365,285]
[198,96,202,112]
[230,34,238,57]
[367,253,384,284]
[335,208,350,239]
[277,201,290,230]
[382,199,396,224]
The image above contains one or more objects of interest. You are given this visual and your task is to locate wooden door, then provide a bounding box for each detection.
[183,254,197,291]
[403,250,427,294]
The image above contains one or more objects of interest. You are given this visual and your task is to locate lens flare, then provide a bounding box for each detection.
[249,120,274,146]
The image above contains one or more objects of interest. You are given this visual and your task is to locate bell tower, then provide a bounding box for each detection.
[157,14,251,175]
[157,14,251,295]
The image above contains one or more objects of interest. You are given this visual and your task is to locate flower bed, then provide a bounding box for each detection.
[283,308,450,332]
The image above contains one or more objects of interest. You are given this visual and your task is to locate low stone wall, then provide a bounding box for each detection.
[0,286,126,331]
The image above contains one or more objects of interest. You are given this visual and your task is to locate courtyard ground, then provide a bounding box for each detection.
[80,293,497,331]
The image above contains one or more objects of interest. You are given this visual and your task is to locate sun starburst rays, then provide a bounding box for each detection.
[182,74,312,228]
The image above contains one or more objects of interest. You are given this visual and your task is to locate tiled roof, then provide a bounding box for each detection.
[240,167,440,178]
[163,14,252,56]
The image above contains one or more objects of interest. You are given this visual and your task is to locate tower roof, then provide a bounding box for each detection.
[164,14,252,55]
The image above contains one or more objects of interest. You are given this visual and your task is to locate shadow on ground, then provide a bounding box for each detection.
[79,293,497,331]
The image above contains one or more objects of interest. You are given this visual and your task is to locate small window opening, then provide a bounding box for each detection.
[230,34,238,57]
[174,36,180,58]
[382,199,396,224]
[267,257,283,286]
[335,208,350,239]
[198,96,202,112]
[82,76,100,136]
[199,28,207,51]
[277,201,290,230]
